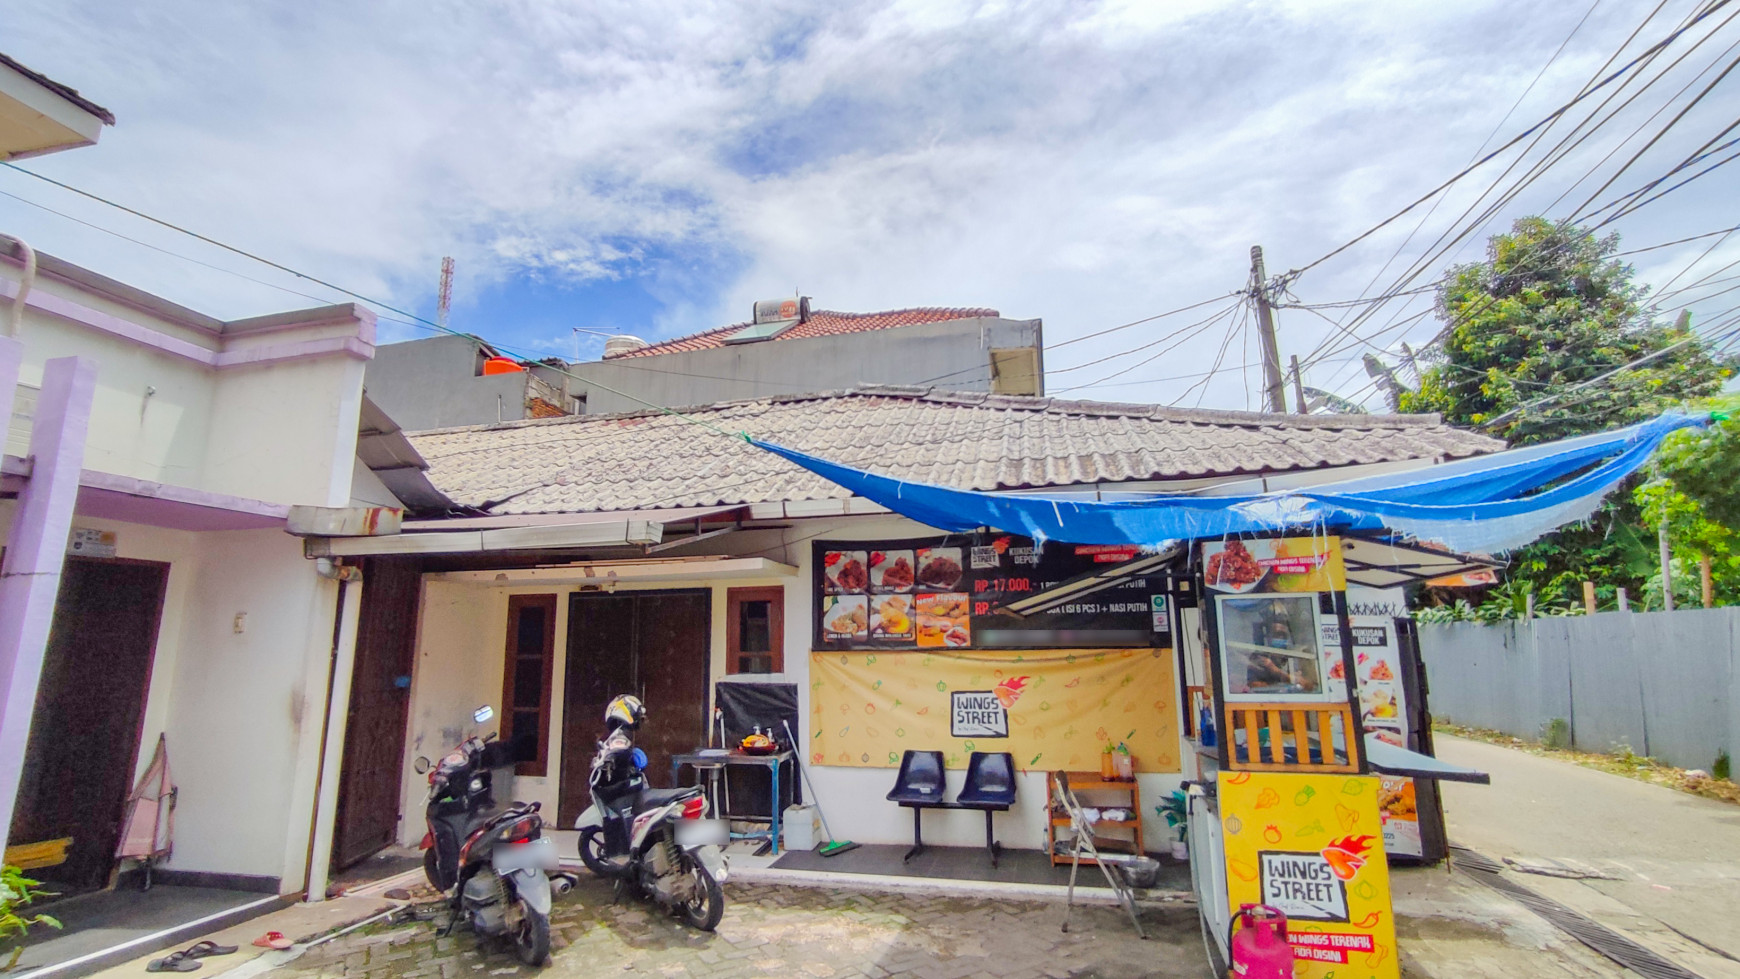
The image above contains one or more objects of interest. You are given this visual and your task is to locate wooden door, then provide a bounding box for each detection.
[331,559,421,870]
[558,591,710,824]
[632,592,711,784]
[9,558,167,892]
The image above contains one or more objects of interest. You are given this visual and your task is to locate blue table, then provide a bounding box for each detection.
[672,749,795,855]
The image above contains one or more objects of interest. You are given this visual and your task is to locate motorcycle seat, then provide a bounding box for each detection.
[634,786,701,812]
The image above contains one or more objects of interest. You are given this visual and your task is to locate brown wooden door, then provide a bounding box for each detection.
[9,558,167,892]
[559,591,710,824]
[331,559,421,870]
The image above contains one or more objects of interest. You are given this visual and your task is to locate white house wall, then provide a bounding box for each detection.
[0,505,337,889]
[394,514,1187,854]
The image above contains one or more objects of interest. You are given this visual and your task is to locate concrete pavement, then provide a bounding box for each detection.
[1438,734,1740,978]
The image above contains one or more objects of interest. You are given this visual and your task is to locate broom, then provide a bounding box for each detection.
[782,720,859,857]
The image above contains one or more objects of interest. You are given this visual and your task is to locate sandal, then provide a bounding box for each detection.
[251,932,293,950]
[146,952,202,972]
[183,942,238,958]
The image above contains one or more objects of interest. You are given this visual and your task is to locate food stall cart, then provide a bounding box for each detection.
[750,411,1708,978]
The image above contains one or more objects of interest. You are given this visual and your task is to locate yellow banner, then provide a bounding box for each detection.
[1202,535,1346,593]
[1219,771,1399,979]
[808,648,1179,772]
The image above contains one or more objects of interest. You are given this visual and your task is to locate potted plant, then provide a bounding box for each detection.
[1156,789,1189,860]
[1,865,60,970]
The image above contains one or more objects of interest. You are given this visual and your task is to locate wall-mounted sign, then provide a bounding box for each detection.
[948,691,1010,738]
[814,535,1175,650]
[67,528,117,558]
[1219,771,1399,978]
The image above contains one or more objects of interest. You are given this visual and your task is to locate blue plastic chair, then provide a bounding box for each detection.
[885,750,946,861]
[955,752,1018,866]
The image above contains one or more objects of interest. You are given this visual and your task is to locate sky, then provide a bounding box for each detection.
[4,0,1740,411]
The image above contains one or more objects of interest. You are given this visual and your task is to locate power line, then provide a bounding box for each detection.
[1291,0,1727,278]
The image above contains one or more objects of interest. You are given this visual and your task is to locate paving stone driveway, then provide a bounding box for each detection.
[281,879,1207,979]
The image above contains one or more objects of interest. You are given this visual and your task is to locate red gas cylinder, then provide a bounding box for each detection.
[1229,904,1293,978]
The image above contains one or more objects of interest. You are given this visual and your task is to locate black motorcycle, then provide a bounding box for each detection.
[415,706,559,965]
[573,696,729,931]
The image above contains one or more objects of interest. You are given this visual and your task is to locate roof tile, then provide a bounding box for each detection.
[406,386,1504,515]
[607,307,1000,358]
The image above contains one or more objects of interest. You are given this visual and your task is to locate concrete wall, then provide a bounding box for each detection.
[363,334,539,431]
[395,511,1185,854]
[0,506,338,888]
[571,317,1042,415]
[1419,609,1740,771]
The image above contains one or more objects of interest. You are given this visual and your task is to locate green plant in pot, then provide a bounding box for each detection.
[1156,789,1189,860]
[1,865,60,970]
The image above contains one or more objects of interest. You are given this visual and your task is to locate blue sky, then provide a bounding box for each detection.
[3,0,1739,409]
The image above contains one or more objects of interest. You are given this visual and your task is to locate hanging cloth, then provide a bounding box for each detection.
[115,733,175,862]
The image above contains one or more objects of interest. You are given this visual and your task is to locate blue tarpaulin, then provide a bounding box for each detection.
[750,413,1707,553]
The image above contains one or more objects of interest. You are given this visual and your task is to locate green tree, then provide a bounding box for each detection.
[1402,217,1729,445]
[1401,217,1733,603]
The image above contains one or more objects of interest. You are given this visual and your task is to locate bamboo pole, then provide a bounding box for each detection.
[1702,554,1714,608]
[1582,581,1597,615]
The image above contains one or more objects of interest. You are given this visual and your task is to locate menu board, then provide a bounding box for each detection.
[813,535,1174,650]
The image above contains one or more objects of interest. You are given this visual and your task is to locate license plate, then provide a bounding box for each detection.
[675,818,729,847]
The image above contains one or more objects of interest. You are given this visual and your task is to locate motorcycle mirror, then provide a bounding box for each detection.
[473,704,494,724]
[413,756,431,774]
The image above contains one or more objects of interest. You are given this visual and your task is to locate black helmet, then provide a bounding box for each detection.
[604,694,645,730]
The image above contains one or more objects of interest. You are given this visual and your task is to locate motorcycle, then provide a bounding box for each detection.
[573,695,729,931]
[414,706,560,965]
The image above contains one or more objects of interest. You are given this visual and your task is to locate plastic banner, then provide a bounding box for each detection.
[808,648,1179,772]
[1219,771,1399,979]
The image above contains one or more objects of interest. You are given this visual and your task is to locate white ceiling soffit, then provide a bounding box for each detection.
[429,555,796,586]
[306,504,747,557]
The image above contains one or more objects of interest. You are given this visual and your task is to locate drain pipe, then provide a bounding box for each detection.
[2,235,37,338]
[304,558,364,902]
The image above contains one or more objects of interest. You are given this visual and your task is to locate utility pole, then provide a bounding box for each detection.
[1290,355,1308,415]
[1250,245,1288,413]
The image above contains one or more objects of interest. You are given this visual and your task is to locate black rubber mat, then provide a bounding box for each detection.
[1451,845,1704,979]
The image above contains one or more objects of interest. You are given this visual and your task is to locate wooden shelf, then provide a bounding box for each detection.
[1048,770,1142,866]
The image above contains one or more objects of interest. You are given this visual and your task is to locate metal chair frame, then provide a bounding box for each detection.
[1052,770,1147,939]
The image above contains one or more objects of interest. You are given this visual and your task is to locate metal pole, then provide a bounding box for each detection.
[1290,354,1308,415]
[1250,245,1287,413]
[1659,522,1675,612]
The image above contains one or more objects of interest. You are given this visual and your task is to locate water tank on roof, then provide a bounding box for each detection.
[603,335,650,358]
[752,297,810,324]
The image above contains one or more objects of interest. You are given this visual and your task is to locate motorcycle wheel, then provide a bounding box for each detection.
[678,860,725,932]
[577,827,615,877]
[422,847,442,891]
[512,903,550,966]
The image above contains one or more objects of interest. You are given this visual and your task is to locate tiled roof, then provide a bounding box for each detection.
[607,307,1001,358]
[406,386,1504,516]
[0,53,115,125]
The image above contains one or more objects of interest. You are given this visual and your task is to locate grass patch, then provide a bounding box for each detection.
[1434,721,1740,806]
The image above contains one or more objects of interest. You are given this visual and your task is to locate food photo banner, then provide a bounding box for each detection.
[808,648,1180,772]
[813,535,1174,650]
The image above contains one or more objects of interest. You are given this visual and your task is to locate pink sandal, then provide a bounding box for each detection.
[251,932,293,950]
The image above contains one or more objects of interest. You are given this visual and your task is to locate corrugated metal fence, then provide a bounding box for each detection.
[1418,608,1740,771]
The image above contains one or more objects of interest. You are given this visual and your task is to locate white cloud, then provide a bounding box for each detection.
[2,0,1736,410]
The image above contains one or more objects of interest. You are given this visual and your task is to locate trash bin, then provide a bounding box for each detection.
[783,804,820,851]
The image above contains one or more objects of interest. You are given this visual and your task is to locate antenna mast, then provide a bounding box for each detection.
[437,256,455,328]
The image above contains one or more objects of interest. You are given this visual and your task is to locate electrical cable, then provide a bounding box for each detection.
[1290,0,1721,278]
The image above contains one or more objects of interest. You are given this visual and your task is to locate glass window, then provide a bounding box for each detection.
[727,587,783,674]
[1217,594,1326,701]
[502,595,557,776]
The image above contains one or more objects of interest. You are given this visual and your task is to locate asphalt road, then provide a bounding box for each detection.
[1437,734,1740,978]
